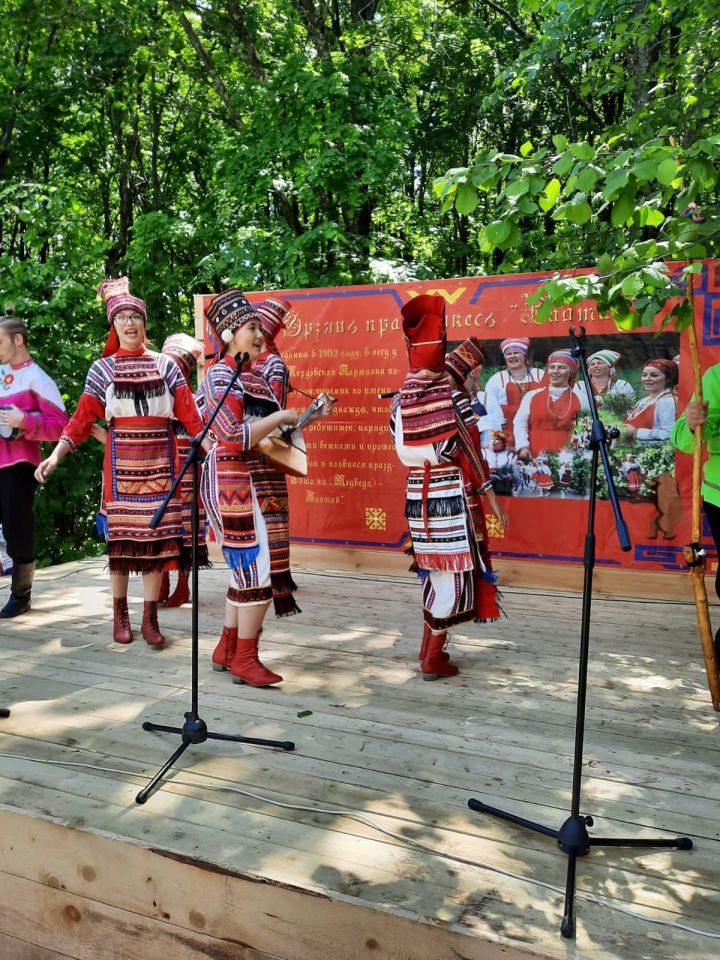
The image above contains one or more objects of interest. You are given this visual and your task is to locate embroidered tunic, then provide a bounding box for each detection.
[0,357,68,469]
[484,367,546,448]
[391,376,499,630]
[250,350,300,617]
[513,385,582,455]
[60,347,203,573]
[197,356,281,606]
[625,391,677,443]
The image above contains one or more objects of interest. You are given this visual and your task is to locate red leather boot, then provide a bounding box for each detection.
[212,626,238,671]
[158,571,170,604]
[419,623,450,662]
[141,601,166,648]
[166,572,190,608]
[112,597,134,644]
[420,630,459,680]
[229,636,283,686]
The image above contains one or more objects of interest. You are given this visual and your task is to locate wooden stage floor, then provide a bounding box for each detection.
[0,558,718,960]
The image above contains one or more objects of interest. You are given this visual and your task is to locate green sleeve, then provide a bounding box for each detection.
[671,365,720,454]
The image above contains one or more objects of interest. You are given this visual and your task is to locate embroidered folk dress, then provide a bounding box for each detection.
[249,349,300,617]
[197,355,281,607]
[59,347,204,573]
[391,374,499,630]
[484,367,546,449]
[513,385,582,456]
[624,390,677,444]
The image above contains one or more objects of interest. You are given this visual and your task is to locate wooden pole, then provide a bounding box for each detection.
[683,268,720,710]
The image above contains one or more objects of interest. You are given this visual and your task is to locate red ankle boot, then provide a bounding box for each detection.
[158,571,170,604]
[112,597,134,644]
[166,572,190,608]
[212,625,238,671]
[229,636,283,686]
[421,630,459,680]
[141,601,166,648]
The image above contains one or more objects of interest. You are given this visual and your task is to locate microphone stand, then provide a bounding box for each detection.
[0,709,9,719]
[467,327,692,939]
[135,351,295,805]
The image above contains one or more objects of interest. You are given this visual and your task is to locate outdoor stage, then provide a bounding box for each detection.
[0,557,718,960]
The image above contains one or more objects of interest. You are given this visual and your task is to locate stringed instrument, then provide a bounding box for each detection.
[256,392,335,477]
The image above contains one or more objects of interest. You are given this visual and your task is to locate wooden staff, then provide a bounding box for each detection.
[683,267,720,710]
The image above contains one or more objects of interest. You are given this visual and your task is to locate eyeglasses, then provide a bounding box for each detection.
[114,314,145,326]
[114,314,144,326]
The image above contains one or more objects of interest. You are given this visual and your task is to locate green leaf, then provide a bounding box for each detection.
[620,273,644,298]
[611,186,635,227]
[597,253,614,274]
[576,167,600,192]
[484,219,512,246]
[570,142,595,161]
[455,182,479,215]
[657,157,677,185]
[538,177,561,212]
[536,297,554,321]
[505,178,530,198]
[552,135,569,151]
[567,198,592,225]
[553,150,575,177]
[603,168,629,200]
[520,141,534,157]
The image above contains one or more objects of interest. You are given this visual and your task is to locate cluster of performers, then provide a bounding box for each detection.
[0,284,691,687]
[472,336,679,499]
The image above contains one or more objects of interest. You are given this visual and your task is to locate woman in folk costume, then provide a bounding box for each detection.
[249,298,301,617]
[514,350,582,460]
[196,289,298,687]
[157,333,209,608]
[623,358,678,444]
[391,298,507,681]
[577,349,635,410]
[35,278,209,649]
[484,337,545,450]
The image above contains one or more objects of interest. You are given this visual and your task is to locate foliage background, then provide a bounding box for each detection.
[1,0,718,562]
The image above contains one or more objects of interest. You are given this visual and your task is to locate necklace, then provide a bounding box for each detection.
[545,387,575,423]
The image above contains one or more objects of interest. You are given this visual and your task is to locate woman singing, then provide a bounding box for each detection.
[35,278,209,648]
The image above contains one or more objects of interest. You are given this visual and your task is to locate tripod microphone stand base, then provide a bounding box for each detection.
[136,713,295,804]
[0,708,9,719]
[468,800,692,938]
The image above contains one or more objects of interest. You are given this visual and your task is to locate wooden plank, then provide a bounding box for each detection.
[0,808,546,960]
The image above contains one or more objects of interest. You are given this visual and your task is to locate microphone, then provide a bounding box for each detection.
[378,390,397,399]
[234,351,250,365]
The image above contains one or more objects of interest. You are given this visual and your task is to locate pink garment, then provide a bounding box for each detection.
[0,357,68,469]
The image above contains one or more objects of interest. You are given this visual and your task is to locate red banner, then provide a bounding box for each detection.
[198,260,720,576]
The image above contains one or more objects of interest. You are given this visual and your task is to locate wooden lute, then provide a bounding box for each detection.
[256,392,335,477]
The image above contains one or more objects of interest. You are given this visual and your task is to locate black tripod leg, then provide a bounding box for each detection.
[0,708,9,719]
[142,721,183,735]
[591,836,693,850]
[136,738,192,805]
[560,850,578,939]
[468,799,560,840]
[206,730,295,750]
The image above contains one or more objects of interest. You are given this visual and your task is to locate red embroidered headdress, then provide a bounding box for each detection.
[401,295,447,373]
[162,333,203,385]
[98,277,147,357]
[445,336,486,383]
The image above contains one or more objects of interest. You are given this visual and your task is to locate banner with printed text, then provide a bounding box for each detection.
[198,260,720,576]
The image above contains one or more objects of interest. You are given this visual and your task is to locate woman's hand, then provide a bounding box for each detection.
[486,489,509,531]
[90,423,107,445]
[686,401,709,431]
[35,454,59,485]
[278,408,299,428]
[0,404,25,430]
[200,436,214,455]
